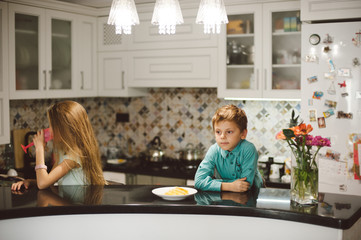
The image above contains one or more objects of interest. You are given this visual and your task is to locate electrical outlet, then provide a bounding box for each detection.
[116,113,129,123]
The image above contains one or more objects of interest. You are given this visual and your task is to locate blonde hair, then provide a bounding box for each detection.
[212,104,248,132]
[47,101,105,185]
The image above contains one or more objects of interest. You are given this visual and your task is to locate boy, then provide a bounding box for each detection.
[195,105,263,192]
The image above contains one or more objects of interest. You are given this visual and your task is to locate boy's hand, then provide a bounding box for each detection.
[231,177,250,192]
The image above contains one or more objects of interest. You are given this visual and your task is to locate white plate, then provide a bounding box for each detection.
[152,187,197,201]
[107,159,127,165]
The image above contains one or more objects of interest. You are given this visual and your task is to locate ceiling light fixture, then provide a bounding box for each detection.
[196,0,228,34]
[107,0,140,34]
[151,0,184,35]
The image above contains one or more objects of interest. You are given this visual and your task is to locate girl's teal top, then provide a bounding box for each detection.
[194,140,263,192]
[57,151,88,185]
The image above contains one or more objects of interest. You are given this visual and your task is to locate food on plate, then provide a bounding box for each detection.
[164,187,188,196]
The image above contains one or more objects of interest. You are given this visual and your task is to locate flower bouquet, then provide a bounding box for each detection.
[276,112,331,205]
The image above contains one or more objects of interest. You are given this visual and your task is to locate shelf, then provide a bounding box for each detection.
[227,33,254,38]
[15,29,37,35]
[272,64,301,68]
[272,31,301,36]
[227,64,254,69]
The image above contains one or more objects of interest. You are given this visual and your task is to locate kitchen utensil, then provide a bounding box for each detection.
[177,143,205,161]
[21,128,53,153]
[147,136,164,162]
[12,128,30,169]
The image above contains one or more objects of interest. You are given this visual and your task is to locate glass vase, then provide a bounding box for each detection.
[291,166,318,205]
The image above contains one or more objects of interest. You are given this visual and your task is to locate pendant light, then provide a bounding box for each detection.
[151,0,184,35]
[196,0,228,34]
[107,0,140,35]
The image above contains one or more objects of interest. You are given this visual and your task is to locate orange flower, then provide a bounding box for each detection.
[276,130,286,140]
[292,123,313,136]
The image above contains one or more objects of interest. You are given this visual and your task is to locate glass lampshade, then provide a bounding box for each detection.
[107,0,140,34]
[196,0,228,34]
[151,0,184,34]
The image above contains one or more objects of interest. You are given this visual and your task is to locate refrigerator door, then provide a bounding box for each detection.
[301,21,361,195]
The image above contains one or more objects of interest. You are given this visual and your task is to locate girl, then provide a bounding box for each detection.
[12,101,105,190]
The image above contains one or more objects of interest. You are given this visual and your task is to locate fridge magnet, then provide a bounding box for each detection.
[352,57,360,67]
[352,30,361,47]
[309,34,321,45]
[337,68,351,77]
[313,91,324,99]
[337,111,353,119]
[305,54,318,63]
[328,59,336,72]
[309,109,317,122]
[308,99,313,106]
[323,34,333,44]
[353,142,361,180]
[324,72,335,80]
[327,81,336,95]
[323,109,335,118]
[325,149,341,161]
[341,92,349,97]
[338,80,346,88]
[325,99,337,108]
[339,184,347,192]
[323,46,331,53]
[318,117,326,128]
[307,75,318,83]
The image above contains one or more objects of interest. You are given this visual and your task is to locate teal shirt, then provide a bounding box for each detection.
[194,140,263,192]
[57,152,88,185]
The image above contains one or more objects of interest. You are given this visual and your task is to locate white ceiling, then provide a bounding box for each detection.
[57,0,154,8]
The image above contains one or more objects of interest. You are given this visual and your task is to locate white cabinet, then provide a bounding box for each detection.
[0,2,10,145]
[301,0,361,22]
[103,171,126,184]
[218,1,301,100]
[8,3,97,99]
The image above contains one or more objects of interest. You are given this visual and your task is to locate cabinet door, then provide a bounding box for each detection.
[98,52,146,97]
[9,4,46,99]
[262,1,301,99]
[217,4,263,99]
[0,2,10,145]
[97,16,128,52]
[76,15,97,97]
[128,48,218,88]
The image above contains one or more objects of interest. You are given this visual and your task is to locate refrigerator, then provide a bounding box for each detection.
[301,21,361,196]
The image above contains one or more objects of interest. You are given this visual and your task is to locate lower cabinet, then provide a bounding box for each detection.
[124,173,189,186]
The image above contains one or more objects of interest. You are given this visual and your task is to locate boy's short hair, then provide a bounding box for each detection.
[212,104,248,132]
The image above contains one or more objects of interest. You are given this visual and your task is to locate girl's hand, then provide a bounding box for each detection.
[33,130,46,151]
[230,177,250,192]
[11,179,31,191]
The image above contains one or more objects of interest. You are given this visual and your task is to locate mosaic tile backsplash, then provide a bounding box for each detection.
[2,88,300,165]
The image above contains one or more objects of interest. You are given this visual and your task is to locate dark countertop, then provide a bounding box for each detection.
[103,158,290,189]
[1,185,360,230]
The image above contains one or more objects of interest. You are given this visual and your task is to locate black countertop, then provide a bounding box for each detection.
[1,185,360,230]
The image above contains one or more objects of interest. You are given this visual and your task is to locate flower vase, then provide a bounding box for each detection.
[290,155,319,205]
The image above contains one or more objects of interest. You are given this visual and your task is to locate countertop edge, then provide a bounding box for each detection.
[1,204,358,230]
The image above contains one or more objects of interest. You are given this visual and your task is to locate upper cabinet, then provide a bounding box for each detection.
[8,3,97,99]
[301,0,361,22]
[0,2,10,145]
[217,1,301,100]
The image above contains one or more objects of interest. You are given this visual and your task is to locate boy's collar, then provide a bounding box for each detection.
[220,139,244,158]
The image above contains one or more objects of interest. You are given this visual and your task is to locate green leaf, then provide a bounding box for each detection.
[283,129,295,138]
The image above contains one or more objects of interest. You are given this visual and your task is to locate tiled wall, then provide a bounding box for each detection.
[2,88,300,164]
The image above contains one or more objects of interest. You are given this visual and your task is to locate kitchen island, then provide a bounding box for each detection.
[0,185,360,240]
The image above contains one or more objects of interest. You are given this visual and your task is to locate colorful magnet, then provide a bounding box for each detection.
[309,34,321,45]
[337,111,353,119]
[337,68,351,77]
[307,76,318,83]
[313,91,324,99]
[305,55,318,63]
[323,46,331,53]
[353,57,360,67]
[318,117,326,128]
[323,34,333,44]
[309,109,317,122]
[341,92,349,97]
[308,99,313,106]
[352,30,361,47]
[323,109,334,118]
[324,72,335,80]
[328,59,336,72]
[325,149,341,161]
[327,81,336,95]
[338,81,346,88]
[325,99,337,108]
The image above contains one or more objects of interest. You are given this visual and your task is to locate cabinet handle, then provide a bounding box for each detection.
[43,70,47,90]
[121,71,125,90]
[80,71,84,90]
[256,69,259,90]
[264,69,267,90]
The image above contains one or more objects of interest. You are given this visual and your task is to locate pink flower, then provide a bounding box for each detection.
[305,135,314,146]
[312,136,331,147]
